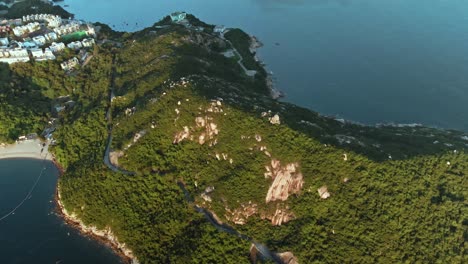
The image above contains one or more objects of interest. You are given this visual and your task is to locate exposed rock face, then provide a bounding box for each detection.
[174,117,219,145]
[260,204,295,226]
[255,134,262,142]
[318,185,330,199]
[249,243,259,264]
[278,251,299,264]
[269,114,281,125]
[195,116,206,127]
[109,150,124,166]
[250,243,298,264]
[173,126,190,143]
[133,130,147,143]
[200,186,215,202]
[264,159,304,203]
[225,202,258,225]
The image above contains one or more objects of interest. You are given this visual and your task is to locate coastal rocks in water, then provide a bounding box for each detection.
[277,251,299,264]
[260,204,295,226]
[269,114,281,125]
[265,159,304,203]
[318,185,330,199]
[57,188,138,262]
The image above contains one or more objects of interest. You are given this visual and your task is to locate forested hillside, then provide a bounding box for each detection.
[1,14,466,263]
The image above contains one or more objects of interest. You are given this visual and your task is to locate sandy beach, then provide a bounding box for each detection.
[0,139,52,160]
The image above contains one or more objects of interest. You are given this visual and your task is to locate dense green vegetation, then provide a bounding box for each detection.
[5,0,71,19]
[224,28,266,75]
[0,63,50,141]
[0,12,466,264]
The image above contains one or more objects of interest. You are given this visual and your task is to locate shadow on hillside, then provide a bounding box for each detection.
[0,63,52,141]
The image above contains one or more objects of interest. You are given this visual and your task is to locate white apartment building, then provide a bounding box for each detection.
[67,41,82,50]
[23,14,62,28]
[49,42,65,53]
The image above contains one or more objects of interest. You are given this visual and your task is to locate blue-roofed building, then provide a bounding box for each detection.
[170,12,187,23]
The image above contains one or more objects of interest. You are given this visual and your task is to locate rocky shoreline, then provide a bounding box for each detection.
[249,35,284,100]
[55,186,137,264]
[0,139,135,262]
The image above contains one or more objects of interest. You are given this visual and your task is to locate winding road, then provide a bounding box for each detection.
[102,46,282,264]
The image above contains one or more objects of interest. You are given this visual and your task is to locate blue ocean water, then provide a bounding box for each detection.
[0,159,123,264]
[59,0,468,131]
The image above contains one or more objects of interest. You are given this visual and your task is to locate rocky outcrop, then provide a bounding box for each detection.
[278,251,299,264]
[269,114,281,125]
[318,185,330,199]
[173,101,221,145]
[173,126,190,143]
[260,204,295,226]
[109,150,124,166]
[57,187,138,263]
[250,243,297,264]
[264,159,304,203]
[249,243,260,264]
[200,186,215,202]
[225,202,258,225]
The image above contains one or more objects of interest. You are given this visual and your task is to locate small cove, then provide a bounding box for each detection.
[0,158,123,264]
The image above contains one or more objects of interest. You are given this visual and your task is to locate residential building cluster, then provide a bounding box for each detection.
[0,37,7,46]
[23,14,62,28]
[0,47,29,63]
[60,57,79,71]
[54,22,80,35]
[67,38,95,50]
[12,22,40,36]
[0,25,10,33]
[30,47,55,61]
[0,14,97,65]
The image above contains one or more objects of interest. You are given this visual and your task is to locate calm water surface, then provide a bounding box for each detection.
[61,0,468,131]
[0,159,123,264]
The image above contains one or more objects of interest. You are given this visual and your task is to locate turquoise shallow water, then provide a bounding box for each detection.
[60,0,468,131]
[0,158,123,264]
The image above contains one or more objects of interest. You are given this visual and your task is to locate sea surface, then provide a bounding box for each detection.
[0,158,123,264]
[59,0,468,131]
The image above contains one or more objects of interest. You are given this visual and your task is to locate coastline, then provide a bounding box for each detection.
[0,139,52,160]
[0,139,135,263]
[248,35,284,100]
[55,186,137,264]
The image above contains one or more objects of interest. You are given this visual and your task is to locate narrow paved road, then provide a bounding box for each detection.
[103,53,135,175]
[220,32,257,77]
